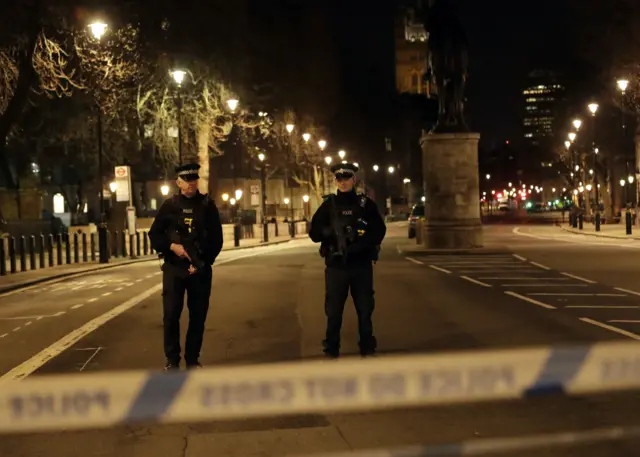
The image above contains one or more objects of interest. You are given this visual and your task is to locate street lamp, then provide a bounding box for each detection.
[564,140,571,149]
[109,181,117,193]
[171,69,187,165]
[230,198,236,205]
[629,175,635,184]
[227,98,239,112]
[586,184,592,191]
[257,153,268,242]
[373,165,379,172]
[325,156,332,165]
[485,174,490,180]
[572,119,582,130]
[568,132,577,142]
[89,20,109,263]
[258,153,266,162]
[403,178,411,184]
[284,197,290,205]
[302,133,311,143]
[222,193,229,202]
[388,166,395,174]
[318,139,327,150]
[235,189,243,200]
[620,179,626,187]
[160,184,169,196]
[338,150,346,159]
[286,123,295,134]
[617,79,629,94]
[588,103,599,115]
[302,194,310,202]
[171,70,186,87]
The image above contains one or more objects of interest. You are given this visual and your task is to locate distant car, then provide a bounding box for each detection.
[408,203,424,238]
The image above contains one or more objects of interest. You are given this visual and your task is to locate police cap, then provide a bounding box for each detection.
[175,163,200,182]
[330,162,359,180]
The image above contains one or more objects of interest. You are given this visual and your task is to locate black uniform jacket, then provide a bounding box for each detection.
[148,191,223,269]
[309,190,386,267]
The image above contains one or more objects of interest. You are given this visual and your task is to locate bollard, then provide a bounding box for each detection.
[113,231,119,258]
[48,234,54,267]
[595,212,601,232]
[121,231,127,257]
[73,233,79,263]
[56,234,63,265]
[149,233,154,255]
[290,221,295,238]
[98,222,109,264]
[90,233,96,261]
[274,221,279,237]
[29,235,36,270]
[143,233,149,255]
[626,210,633,235]
[82,233,88,262]
[9,237,16,274]
[578,213,583,230]
[39,234,45,269]
[129,234,135,259]
[0,238,5,276]
[233,224,241,247]
[136,232,141,257]
[19,236,27,272]
[263,223,269,243]
[65,233,71,264]
[572,213,578,228]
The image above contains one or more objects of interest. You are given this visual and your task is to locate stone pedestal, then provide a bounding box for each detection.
[421,132,483,249]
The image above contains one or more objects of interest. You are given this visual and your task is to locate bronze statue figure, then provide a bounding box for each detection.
[422,0,470,133]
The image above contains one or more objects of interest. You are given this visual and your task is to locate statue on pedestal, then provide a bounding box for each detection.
[422,0,469,133]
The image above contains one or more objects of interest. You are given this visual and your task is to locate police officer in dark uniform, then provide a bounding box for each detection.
[309,163,386,358]
[148,163,223,371]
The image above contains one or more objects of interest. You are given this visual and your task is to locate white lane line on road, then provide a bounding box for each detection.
[460,276,491,287]
[71,304,84,310]
[87,298,98,303]
[479,277,569,280]
[504,291,556,309]
[609,319,640,323]
[145,274,153,279]
[527,293,626,297]
[500,284,587,287]
[12,327,21,332]
[614,287,640,297]
[513,254,527,261]
[529,261,551,270]
[458,270,542,274]
[429,265,452,274]
[0,249,290,381]
[0,333,7,338]
[567,306,639,309]
[580,318,640,341]
[561,272,597,284]
[135,279,143,283]
[405,257,424,265]
[115,287,124,291]
[24,321,31,326]
[101,292,112,297]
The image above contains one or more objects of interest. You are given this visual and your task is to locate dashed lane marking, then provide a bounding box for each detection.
[504,291,556,310]
[567,306,639,309]
[561,272,597,284]
[529,261,551,270]
[115,287,124,291]
[527,293,627,297]
[429,265,452,274]
[87,298,98,303]
[500,284,587,287]
[614,287,640,297]
[0,333,7,338]
[608,319,640,323]
[101,292,112,297]
[460,276,491,287]
[71,304,84,310]
[580,318,640,341]
[478,277,569,281]
[24,321,31,327]
[12,327,21,332]
[513,254,527,261]
[405,257,424,265]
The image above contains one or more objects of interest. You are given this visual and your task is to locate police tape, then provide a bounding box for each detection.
[291,424,640,456]
[0,340,639,433]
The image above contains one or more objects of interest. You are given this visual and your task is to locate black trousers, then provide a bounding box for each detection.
[162,265,212,364]
[324,263,376,352]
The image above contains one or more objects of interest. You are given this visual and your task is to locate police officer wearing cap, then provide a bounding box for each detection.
[149,163,223,371]
[309,162,386,358]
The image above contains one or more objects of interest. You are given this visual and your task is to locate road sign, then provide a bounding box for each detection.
[115,166,128,178]
[114,165,131,203]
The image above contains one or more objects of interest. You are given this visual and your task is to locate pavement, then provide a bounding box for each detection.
[0,224,639,456]
[0,235,298,295]
[562,222,640,240]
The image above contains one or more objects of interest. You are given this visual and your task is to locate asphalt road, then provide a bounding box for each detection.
[0,224,639,457]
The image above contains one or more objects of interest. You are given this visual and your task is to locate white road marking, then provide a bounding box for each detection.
[512,227,640,249]
[135,279,143,283]
[512,254,527,261]
[145,274,153,279]
[0,311,65,321]
[396,245,403,254]
[87,298,98,303]
[457,269,541,273]
[78,347,102,372]
[561,272,597,284]
[71,304,84,310]
[124,282,134,286]
[12,327,21,332]
[580,318,640,341]
[567,306,639,309]
[428,262,523,266]
[115,287,124,291]
[154,272,161,276]
[504,291,556,309]
[479,277,569,280]
[405,257,424,265]
[608,319,640,323]
[429,265,452,274]
[527,293,626,297]
[0,250,288,381]
[614,287,640,297]
[24,321,31,326]
[460,276,491,287]
[529,261,551,270]
[500,284,587,287]
[101,292,112,297]
[0,333,7,338]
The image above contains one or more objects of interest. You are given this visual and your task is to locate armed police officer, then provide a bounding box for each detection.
[309,163,386,358]
[149,163,223,371]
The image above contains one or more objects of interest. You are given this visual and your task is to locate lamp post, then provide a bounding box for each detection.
[286,124,295,224]
[258,153,268,242]
[170,69,186,165]
[89,21,110,264]
[160,184,169,197]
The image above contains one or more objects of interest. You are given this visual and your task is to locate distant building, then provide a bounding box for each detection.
[522,70,565,146]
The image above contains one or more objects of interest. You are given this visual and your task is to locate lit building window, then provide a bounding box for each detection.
[53,193,65,214]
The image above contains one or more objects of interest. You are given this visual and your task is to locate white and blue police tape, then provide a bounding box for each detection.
[291,424,640,457]
[0,340,639,433]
